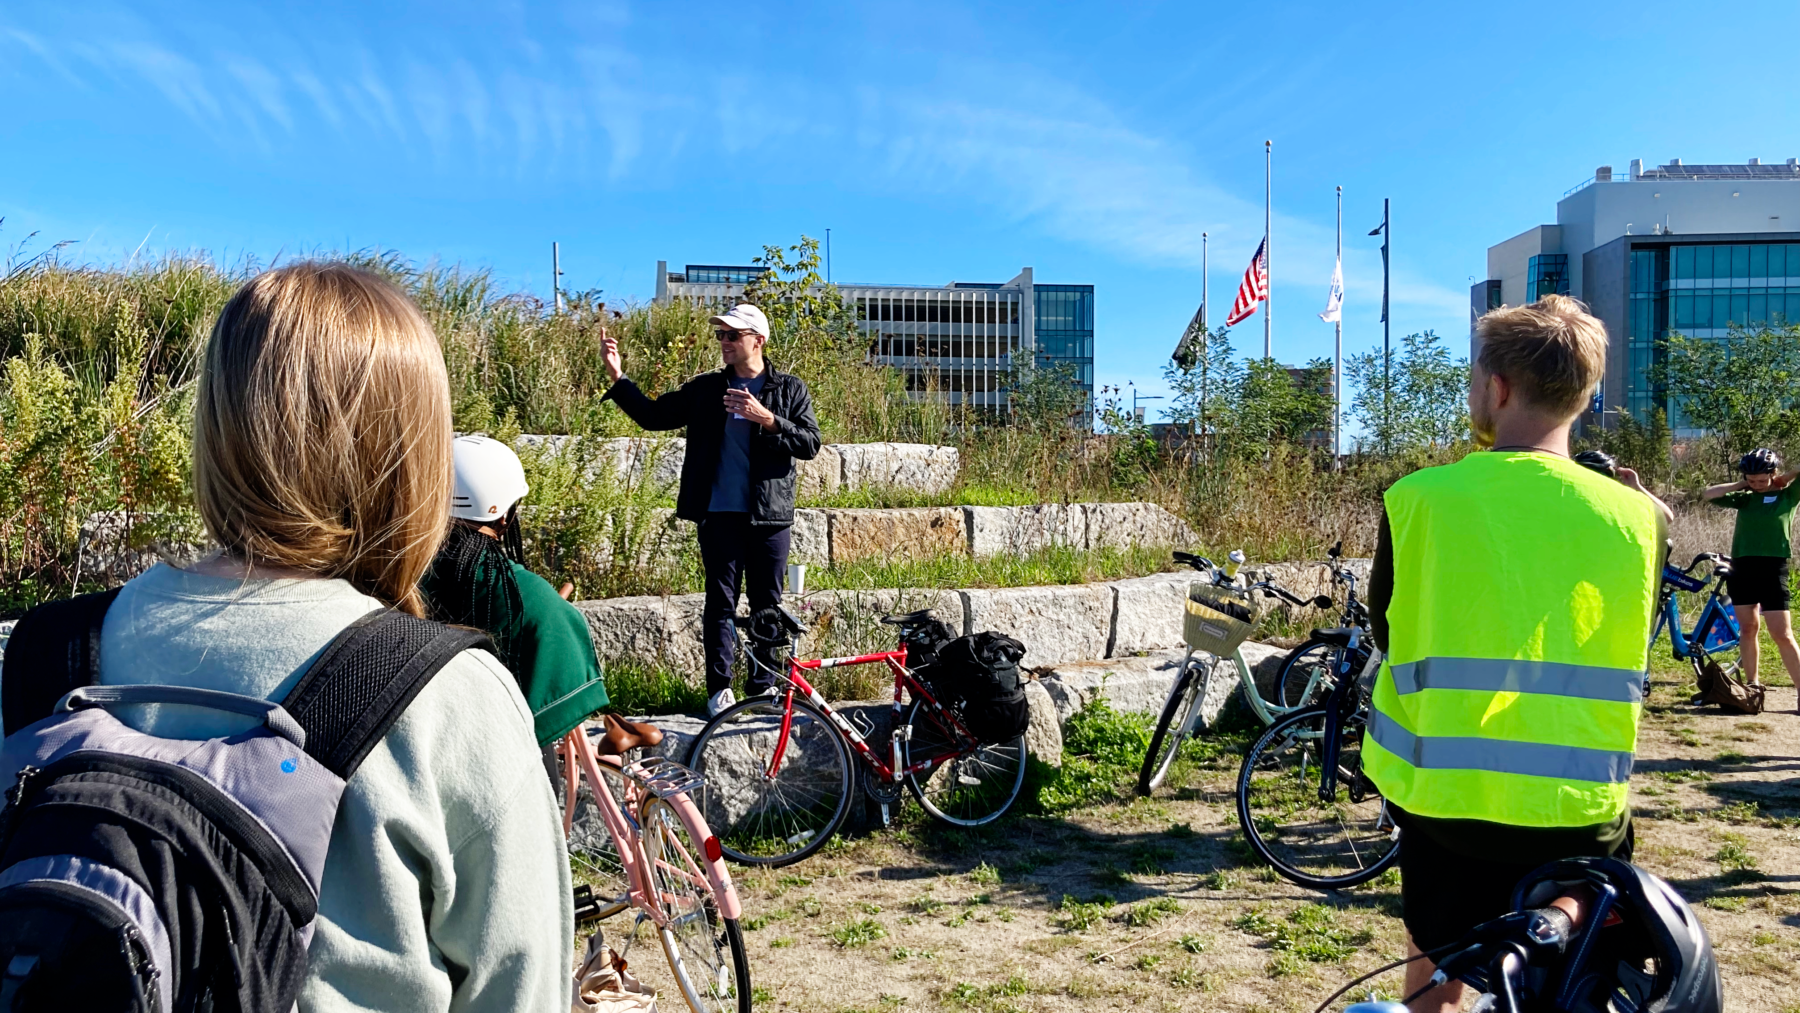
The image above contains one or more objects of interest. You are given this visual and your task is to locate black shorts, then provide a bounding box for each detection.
[1726,555,1791,612]
[1395,815,1632,953]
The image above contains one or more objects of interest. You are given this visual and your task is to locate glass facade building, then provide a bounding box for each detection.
[1625,242,1800,418]
[1525,254,1569,302]
[655,261,1094,422]
[1032,284,1096,400]
[1477,159,1800,432]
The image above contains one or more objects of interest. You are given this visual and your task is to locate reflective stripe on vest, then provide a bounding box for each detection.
[1362,451,1661,828]
[1367,708,1634,784]
[1388,658,1644,704]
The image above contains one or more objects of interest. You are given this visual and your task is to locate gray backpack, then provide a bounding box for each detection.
[0,590,489,1012]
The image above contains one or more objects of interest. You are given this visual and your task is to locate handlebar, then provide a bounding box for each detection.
[1678,551,1726,575]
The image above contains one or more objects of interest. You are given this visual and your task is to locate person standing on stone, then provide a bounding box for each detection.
[601,303,821,716]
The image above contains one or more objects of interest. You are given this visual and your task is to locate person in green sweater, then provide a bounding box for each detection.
[1703,447,1800,699]
[420,435,612,745]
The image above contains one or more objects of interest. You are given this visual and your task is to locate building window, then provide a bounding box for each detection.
[1526,254,1570,303]
[682,265,767,285]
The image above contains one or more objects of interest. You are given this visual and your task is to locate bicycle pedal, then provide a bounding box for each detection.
[879,802,891,827]
[957,774,982,787]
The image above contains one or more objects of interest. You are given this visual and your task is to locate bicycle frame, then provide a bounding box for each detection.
[1651,566,1740,661]
[560,728,743,924]
[756,646,985,787]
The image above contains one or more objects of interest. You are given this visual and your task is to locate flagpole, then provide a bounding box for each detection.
[1201,231,1209,460]
[1334,185,1343,463]
[1382,197,1391,454]
[1264,139,1272,359]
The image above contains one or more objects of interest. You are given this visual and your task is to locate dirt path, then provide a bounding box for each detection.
[615,675,1800,1011]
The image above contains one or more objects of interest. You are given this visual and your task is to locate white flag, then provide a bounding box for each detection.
[1318,257,1343,323]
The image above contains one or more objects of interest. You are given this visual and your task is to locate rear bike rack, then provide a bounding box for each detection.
[622,754,706,798]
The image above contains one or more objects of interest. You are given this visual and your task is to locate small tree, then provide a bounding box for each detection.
[1161,327,1332,461]
[1345,330,1469,453]
[1648,323,1800,456]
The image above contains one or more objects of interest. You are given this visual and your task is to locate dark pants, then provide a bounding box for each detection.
[699,513,791,695]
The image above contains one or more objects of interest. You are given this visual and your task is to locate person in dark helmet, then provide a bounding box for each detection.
[1573,450,1674,522]
[1703,447,1800,699]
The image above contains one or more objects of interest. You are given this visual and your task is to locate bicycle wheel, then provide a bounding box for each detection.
[903,697,1026,826]
[1275,640,1338,710]
[1236,703,1400,890]
[562,735,631,909]
[1137,656,1207,795]
[686,695,854,867]
[642,798,753,1013]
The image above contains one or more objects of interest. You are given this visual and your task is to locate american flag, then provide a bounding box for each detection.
[1225,237,1268,327]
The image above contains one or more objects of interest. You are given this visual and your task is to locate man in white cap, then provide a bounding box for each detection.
[602,303,821,716]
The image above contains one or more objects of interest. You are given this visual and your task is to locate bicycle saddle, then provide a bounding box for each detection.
[1308,627,1363,649]
[593,713,666,756]
[881,610,935,626]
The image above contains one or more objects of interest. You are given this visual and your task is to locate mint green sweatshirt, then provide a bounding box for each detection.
[75,564,572,1013]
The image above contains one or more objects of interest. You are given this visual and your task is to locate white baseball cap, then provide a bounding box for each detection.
[709,303,770,339]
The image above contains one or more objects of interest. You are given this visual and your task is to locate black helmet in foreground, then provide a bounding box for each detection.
[1512,857,1721,1013]
[1738,447,1781,474]
[1573,449,1619,478]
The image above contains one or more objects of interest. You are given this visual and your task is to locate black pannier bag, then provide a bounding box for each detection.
[899,617,958,670]
[917,632,1030,743]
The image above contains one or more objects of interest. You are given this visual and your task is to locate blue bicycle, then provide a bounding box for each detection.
[1651,552,1742,687]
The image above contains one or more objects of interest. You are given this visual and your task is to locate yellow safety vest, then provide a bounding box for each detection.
[1363,451,1661,828]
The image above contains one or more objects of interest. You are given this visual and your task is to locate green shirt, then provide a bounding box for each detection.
[1710,482,1800,559]
[508,562,610,745]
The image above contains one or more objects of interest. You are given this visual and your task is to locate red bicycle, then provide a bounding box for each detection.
[685,607,1028,867]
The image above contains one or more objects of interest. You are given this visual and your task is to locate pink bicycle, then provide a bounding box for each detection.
[686,607,1028,867]
[556,721,752,1012]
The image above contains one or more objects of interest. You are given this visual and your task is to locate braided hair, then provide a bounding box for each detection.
[420,507,526,670]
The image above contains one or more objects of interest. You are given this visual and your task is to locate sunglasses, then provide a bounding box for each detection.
[715,329,751,343]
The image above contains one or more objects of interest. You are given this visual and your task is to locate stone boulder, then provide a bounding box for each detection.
[577,593,708,676]
[837,443,960,495]
[789,509,830,567]
[964,504,1086,558]
[1084,502,1199,551]
[795,445,842,501]
[1035,650,1189,722]
[1105,573,1192,657]
[1022,679,1062,766]
[515,435,686,491]
[961,584,1113,667]
[826,507,966,564]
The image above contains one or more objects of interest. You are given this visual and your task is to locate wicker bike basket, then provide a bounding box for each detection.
[1183,582,1258,655]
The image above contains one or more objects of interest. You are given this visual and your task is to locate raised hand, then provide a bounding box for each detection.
[601,327,623,383]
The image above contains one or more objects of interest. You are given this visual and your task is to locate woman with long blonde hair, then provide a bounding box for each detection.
[3,263,570,1011]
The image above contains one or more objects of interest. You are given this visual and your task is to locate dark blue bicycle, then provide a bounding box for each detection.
[1651,552,1742,687]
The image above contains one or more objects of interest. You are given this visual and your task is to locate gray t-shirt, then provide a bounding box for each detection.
[710,371,767,513]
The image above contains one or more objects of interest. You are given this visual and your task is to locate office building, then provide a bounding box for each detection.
[656,262,1094,416]
[1476,158,1800,424]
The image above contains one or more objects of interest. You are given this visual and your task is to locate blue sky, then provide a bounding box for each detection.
[5,1,1798,422]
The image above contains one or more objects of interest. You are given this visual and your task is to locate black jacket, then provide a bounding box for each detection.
[604,363,821,526]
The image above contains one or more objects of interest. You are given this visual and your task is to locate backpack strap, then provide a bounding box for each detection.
[281,609,493,779]
[2,588,123,736]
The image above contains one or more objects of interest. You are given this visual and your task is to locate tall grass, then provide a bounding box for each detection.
[2,243,1757,618]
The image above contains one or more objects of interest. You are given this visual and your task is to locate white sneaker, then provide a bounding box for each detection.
[707,688,736,718]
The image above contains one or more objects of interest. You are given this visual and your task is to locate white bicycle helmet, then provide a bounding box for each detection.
[451,435,529,521]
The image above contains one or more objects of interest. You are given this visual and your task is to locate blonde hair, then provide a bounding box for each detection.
[193,263,452,616]
[1474,294,1608,419]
